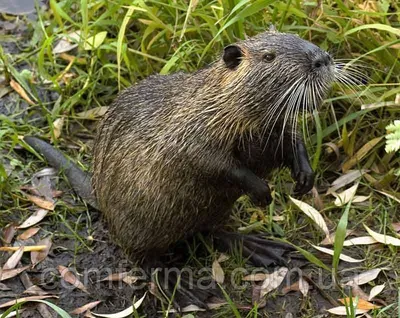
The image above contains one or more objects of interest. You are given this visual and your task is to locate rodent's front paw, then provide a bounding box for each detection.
[293,170,314,195]
[249,183,272,206]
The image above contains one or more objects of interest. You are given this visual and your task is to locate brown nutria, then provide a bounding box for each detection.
[24,29,336,301]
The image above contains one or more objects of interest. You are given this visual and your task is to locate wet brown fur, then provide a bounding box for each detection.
[92,31,335,261]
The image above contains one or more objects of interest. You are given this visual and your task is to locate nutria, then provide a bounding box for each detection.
[25,29,336,305]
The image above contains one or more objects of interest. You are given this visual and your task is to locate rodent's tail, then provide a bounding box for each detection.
[24,136,98,209]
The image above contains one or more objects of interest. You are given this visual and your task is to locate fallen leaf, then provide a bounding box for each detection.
[3,224,17,243]
[99,272,129,282]
[339,297,381,310]
[311,245,363,263]
[342,137,383,172]
[242,273,268,282]
[289,196,329,238]
[31,237,52,266]
[10,79,35,105]
[122,276,138,285]
[320,230,354,246]
[327,170,367,194]
[368,284,385,301]
[17,227,41,240]
[0,295,57,308]
[52,31,81,54]
[165,304,207,313]
[76,106,108,119]
[333,184,358,206]
[345,268,383,286]
[70,301,102,315]
[52,116,65,141]
[260,267,288,298]
[343,236,378,246]
[376,190,400,204]
[23,194,55,210]
[3,246,24,270]
[23,285,53,296]
[217,253,230,263]
[58,265,88,293]
[348,282,370,300]
[18,209,49,228]
[326,306,369,315]
[364,224,400,246]
[282,277,309,296]
[392,222,400,233]
[92,292,146,317]
[212,260,224,284]
[352,194,371,203]
[0,265,31,281]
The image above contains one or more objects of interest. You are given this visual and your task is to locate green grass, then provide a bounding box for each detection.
[0,0,399,317]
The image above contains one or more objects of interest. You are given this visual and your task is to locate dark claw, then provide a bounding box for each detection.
[249,182,272,206]
[294,170,314,195]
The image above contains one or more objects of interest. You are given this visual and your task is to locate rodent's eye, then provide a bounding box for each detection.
[263,52,276,62]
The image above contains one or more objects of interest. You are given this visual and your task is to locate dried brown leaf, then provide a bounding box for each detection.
[18,209,49,229]
[369,284,385,301]
[326,306,369,315]
[3,224,17,244]
[327,170,367,194]
[282,277,309,296]
[339,297,381,310]
[99,272,129,282]
[17,227,41,240]
[0,265,30,281]
[260,267,288,298]
[122,276,138,285]
[23,194,55,210]
[342,137,383,172]
[212,260,224,284]
[345,268,383,286]
[70,301,102,315]
[10,79,35,105]
[3,246,24,270]
[57,265,88,293]
[52,116,65,140]
[364,224,400,246]
[31,237,52,266]
[311,245,363,263]
[242,273,268,282]
[23,285,53,296]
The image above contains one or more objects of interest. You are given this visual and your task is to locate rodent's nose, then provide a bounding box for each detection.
[312,52,333,69]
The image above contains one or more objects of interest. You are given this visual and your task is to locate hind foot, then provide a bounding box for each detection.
[214,232,295,267]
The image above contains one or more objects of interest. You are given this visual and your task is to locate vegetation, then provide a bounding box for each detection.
[0,0,399,317]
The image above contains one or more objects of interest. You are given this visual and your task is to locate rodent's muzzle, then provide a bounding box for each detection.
[311,51,333,71]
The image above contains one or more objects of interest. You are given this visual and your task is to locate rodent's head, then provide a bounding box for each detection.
[218,31,335,125]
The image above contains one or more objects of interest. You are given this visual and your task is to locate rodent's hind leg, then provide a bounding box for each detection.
[229,167,272,206]
[214,232,295,267]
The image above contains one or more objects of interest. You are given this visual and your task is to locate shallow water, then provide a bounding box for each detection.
[0,0,44,15]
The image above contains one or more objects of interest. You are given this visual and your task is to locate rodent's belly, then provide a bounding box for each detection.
[99,176,240,258]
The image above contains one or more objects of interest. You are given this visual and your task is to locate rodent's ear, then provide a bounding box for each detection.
[223,45,243,69]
